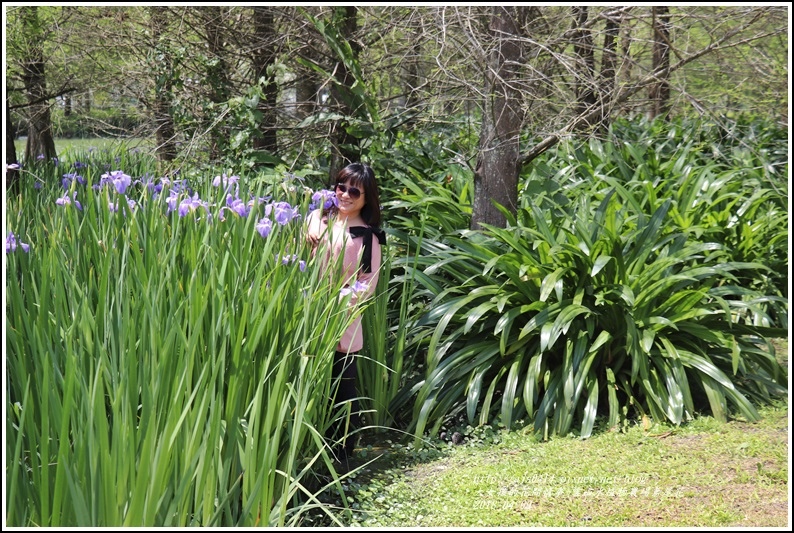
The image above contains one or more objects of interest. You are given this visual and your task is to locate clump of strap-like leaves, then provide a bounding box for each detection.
[387,117,788,443]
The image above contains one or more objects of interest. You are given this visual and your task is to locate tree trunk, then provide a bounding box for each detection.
[295,74,319,119]
[20,6,57,166]
[404,32,421,108]
[203,6,231,160]
[6,97,20,192]
[471,6,525,230]
[595,12,620,133]
[328,6,361,181]
[149,7,177,162]
[649,6,672,120]
[295,6,321,119]
[252,6,279,155]
[618,16,633,91]
[572,7,597,129]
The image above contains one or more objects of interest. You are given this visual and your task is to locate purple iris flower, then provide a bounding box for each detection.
[280,254,297,265]
[165,191,179,214]
[256,217,273,238]
[288,257,306,271]
[339,280,369,298]
[6,163,20,170]
[225,194,249,217]
[178,193,210,218]
[310,189,337,211]
[212,174,240,189]
[137,174,160,197]
[178,197,195,217]
[351,280,370,292]
[62,173,86,189]
[110,198,137,215]
[55,191,82,211]
[6,232,30,253]
[169,178,190,195]
[101,170,132,194]
[277,254,306,271]
[265,201,300,225]
[248,195,271,213]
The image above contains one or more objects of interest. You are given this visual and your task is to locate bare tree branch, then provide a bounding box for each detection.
[8,84,75,110]
[519,7,778,166]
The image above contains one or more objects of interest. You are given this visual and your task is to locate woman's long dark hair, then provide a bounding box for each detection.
[323,162,381,227]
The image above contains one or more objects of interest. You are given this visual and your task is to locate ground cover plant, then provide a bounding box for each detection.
[314,393,788,527]
[5,116,789,526]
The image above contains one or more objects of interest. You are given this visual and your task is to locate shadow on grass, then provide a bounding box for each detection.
[298,425,455,526]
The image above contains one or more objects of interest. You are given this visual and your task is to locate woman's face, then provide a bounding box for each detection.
[335,181,366,217]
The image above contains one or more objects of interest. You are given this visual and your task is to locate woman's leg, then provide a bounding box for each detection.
[328,350,361,460]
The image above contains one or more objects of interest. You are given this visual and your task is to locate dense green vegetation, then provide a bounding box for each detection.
[383,116,788,444]
[5,5,788,527]
[5,115,788,526]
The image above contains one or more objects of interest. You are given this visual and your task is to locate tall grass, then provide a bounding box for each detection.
[6,157,365,526]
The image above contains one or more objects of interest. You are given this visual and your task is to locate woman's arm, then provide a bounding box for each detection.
[348,237,382,305]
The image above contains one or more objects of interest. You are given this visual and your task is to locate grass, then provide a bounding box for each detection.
[307,338,789,528]
[13,137,154,159]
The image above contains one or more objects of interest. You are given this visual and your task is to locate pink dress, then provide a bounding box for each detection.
[306,209,383,353]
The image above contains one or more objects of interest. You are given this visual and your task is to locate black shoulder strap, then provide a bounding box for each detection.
[349,226,386,273]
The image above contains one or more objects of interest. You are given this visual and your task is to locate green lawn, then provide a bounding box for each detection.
[13,137,154,160]
[308,400,789,528]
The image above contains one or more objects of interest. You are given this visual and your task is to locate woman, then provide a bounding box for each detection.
[305,162,386,463]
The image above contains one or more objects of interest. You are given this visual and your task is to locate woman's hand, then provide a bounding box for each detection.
[306,226,320,246]
[305,209,322,247]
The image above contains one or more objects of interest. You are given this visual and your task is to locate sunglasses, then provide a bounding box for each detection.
[335,183,362,200]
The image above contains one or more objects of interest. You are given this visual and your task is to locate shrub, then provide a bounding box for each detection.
[393,189,787,443]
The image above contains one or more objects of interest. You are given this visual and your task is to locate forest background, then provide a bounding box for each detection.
[4,3,790,527]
